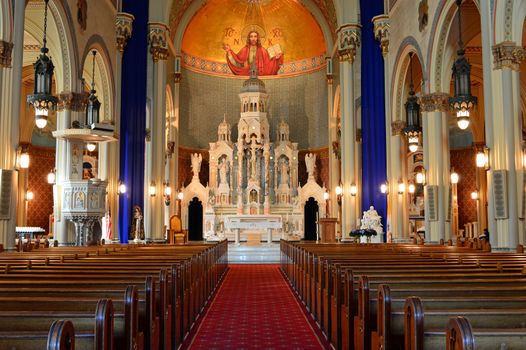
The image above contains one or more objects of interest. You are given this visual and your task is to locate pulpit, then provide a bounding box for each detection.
[319,218,338,243]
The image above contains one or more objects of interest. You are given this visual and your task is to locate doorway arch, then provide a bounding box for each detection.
[188,197,203,241]
[304,197,319,240]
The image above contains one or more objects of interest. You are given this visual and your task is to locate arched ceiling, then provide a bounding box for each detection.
[169,0,337,42]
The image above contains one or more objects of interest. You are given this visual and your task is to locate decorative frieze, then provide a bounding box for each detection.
[492,41,525,71]
[148,22,169,63]
[0,41,14,68]
[372,15,390,58]
[337,24,361,63]
[419,92,450,113]
[116,12,134,53]
[391,120,406,136]
[57,92,89,112]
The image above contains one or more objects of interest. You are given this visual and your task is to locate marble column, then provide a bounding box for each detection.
[145,22,169,242]
[420,93,451,243]
[487,42,525,248]
[338,24,361,238]
[326,61,339,219]
[237,142,244,214]
[168,62,181,221]
[0,0,23,249]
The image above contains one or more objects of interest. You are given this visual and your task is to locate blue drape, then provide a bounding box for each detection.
[118,0,148,243]
[360,0,387,237]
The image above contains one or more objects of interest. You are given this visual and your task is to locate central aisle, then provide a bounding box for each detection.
[185,265,330,349]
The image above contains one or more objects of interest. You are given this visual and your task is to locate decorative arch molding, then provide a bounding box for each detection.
[170,0,335,57]
[391,38,425,124]
[427,0,480,93]
[80,35,115,123]
[508,0,526,43]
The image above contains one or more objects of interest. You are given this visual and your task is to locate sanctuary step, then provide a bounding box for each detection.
[228,242,281,264]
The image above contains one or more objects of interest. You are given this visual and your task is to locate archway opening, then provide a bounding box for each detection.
[188,197,203,241]
[304,197,318,240]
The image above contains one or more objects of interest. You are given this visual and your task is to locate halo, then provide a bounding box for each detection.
[241,24,266,42]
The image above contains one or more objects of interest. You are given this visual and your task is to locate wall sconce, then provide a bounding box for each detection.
[26,191,34,201]
[450,170,459,184]
[398,181,405,194]
[335,184,343,204]
[323,191,330,201]
[149,181,157,197]
[117,181,127,195]
[47,169,56,184]
[177,190,184,201]
[408,183,416,194]
[475,146,490,170]
[17,147,30,169]
[522,141,526,168]
[163,182,171,206]
[350,184,358,196]
[471,190,479,200]
[86,142,97,152]
[416,169,426,185]
[380,182,389,194]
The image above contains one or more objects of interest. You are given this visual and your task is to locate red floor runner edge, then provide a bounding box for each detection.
[183,264,331,350]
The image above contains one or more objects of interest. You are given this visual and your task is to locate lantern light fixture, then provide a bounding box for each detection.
[350,184,358,196]
[398,181,406,194]
[449,0,477,130]
[408,183,416,194]
[47,169,56,184]
[380,182,389,194]
[27,0,57,129]
[118,181,127,195]
[149,181,157,197]
[86,50,101,128]
[26,191,34,201]
[416,169,426,185]
[18,150,30,169]
[471,191,479,200]
[177,191,184,201]
[403,52,422,153]
[450,170,459,184]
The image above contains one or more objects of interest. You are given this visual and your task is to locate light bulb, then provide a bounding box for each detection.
[19,152,30,169]
[47,171,55,184]
[350,184,357,196]
[177,191,184,200]
[476,151,487,168]
[118,182,126,194]
[450,172,459,184]
[35,108,49,129]
[408,143,419,153]
[335,185,343,196]
[380,183,388,194]
[471,191,478,200]
[86,143,97,152]
[26,191,34,201]
[416,172,425,184]
[149,182,156,196]
[323,192,329,201]
[408,183,416,194]
[457,110,470,130]
[408,134,419,153]
[164,184,172,196]
[398,182,405,194]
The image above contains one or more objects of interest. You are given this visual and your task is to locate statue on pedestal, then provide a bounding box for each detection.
[280,159,289,186]
[218,158,229,185]
[191,153,202,178]
[129,205,145,241]
[305,153,316,179]
[360,206,383,234]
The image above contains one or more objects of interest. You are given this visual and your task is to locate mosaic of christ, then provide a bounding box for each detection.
[223,29,283,76]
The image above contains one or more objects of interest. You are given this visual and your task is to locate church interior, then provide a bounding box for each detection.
[0,0,526,349]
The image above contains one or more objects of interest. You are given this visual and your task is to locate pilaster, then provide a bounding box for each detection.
[338,23,361,237]
[420,92,451,243]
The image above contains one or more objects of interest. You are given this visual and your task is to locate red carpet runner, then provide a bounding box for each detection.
[185,265,330,349]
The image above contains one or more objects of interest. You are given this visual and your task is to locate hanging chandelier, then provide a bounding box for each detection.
[449,0,477,130]
[403,52,422,153]
[86,50,101,128]
[27,0,57,129]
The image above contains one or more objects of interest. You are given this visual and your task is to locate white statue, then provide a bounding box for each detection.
[305,153,316,179]
[218,158,229,185]
[360,206,383,234]
[280,159,289,185]
[191,153,202,178]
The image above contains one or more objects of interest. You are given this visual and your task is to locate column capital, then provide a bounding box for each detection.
[420,92,450,112]
[372,15,390,58]
[492,41,525,71]
[116,12,135,53]
[391,120,406,136]
[337,24,361,63]
[57,92,89,112]
[148,22,170,63]
[0,40,14,68]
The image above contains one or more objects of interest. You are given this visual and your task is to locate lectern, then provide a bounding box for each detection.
[319,218,338,243]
